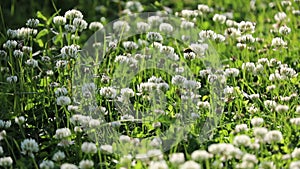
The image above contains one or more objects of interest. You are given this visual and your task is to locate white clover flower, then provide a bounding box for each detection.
[88,119,101,128]
[269,72,282,81]
[21,138,39,157]
[55,128,71,139]
[254,64,264,75]
[121,88,134,98]
[3,40,17,49]
[89,21,103,31]
[55,60,68,68]
[290,161,300,169]
[125,1,144,12]
[197,101,210,109]
[64,24,76,33]
[6,29,18,38]
[264,100,277,109]
[213,34,226,42]
[251,117,264,127]
[271,37,287,47]
[61,44,79,59]
[236,43,247,50]
[208,143,235,155]
[53,16,66,26]
[0,120,11,129]
[264,130,283,144]
[115,55,128,63]
[191,150,213,161]
[224,86,235,96]
[157,82,169,92]
[15,116,26,125]
[242,153,258,164]
[55,87,68,96]
[225,27,241,36]
[79,160,94,169]
[148,160,168,169]
[65,9,83,20]
[181,9,199,18]
[0,130,6,140]
[213,14,227,24]
[72,18,87,32]
[26,18,39,28]
[123,41,138,50]
[25,59,38,67]
[198,4,210,13]
[160,45,174,54]
[159,22,174,33]
[292,148,300,159]
[183,79,201,89]
[275,104,289,113]
[295,106,300,114]
[147,15,163,27]
[258,58,269,65]
[119,135,131,143]
[265,85,275,92]
[22,46,32,54]
[292,10,300,16]
[137,22,150,32]
[238,21,256,33]
[172,75,186,85]
[147,149,163,160]
[56,96,71,105]
[67,105,79,112]
[233,135,251,147]
[242,62,256,71]
[100,144,113,154]
[41,56,50,62]
[17,27,37,38]
[99,87,117,98]
[279,25,291,35]
[40,160,55,169]
[279,66,297,78]
[235,124,248,133]
[6,76,17,83]
[224,68,240,77]
[226,20,239,27]
[199,69,212,77]
[0,157,13,167]
[249,94,259,100]
[290,118,300,126]
[236,161,255,169]
[281,0,292,6]
[259,161,276,169]
[52,151,65,161]
[13,50,23,58]
[189,43,208,57]
[146,32,163,42]
[81,142,97,154]
[113,21,130,32]
[199,30,216,39]
[181,20,195,29]
[237,34,255,43]
[268,58,281,67]
[180,160,201,169]
[150,137,162,147]
[274,12,287,22]
[61,163,78,169]
[169,153,185,164]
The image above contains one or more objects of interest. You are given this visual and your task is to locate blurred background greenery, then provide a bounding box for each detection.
[0,0,198,36]
[0,0,260,44]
